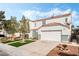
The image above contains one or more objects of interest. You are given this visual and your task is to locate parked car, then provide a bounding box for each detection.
[0,31,5,37]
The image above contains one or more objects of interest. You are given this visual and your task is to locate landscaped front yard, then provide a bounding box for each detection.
[1,38,34,47]
[47,44,79,56]
[8,40,34,47]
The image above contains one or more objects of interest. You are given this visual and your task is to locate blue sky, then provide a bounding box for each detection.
[0,3,79,26]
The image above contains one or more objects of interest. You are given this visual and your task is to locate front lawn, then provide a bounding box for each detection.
[8,40,34,47]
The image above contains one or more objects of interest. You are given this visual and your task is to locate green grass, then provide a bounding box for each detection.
[8,40,34,47]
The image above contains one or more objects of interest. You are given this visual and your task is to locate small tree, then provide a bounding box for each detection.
[4,16,18,40]
[19,16,29,42]
[0,11,5,21]
[4,20,12,33]
[0,11,5,37]
[77,26,79,29]
[10,16,17,33]
[4,16,17,34]
[0,11,5,30]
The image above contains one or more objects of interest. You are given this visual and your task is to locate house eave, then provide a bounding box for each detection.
[31,22,70,30]
[30,13,71,22]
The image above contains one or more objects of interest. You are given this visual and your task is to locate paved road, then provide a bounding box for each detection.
[0,50,10,56]
[0,43,17,56]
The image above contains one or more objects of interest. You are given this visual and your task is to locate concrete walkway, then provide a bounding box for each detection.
[61,42,79,47]
[0,40,60,56]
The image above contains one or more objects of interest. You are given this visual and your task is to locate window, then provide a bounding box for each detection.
[42,20,46,25]
[65,18,68,23]
[32,30,38,39]
[34,23,36,27]
[65,18,70,25]
[61,35,69,42]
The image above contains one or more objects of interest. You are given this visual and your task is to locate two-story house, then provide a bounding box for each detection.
[29,13,71,42]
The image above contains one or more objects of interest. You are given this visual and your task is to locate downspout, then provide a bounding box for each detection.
[69,12,72,42]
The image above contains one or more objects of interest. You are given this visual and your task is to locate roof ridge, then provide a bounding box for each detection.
[31,13,71,22]
[31,22,70,30]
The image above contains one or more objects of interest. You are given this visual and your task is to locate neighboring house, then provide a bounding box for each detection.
[29,13,72,42]
[0,20,6,37]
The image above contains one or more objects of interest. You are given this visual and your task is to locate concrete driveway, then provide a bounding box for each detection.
[15,40,60,56]
[0,40,60,56]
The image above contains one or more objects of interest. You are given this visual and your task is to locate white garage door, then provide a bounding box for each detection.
[41,30,61,41]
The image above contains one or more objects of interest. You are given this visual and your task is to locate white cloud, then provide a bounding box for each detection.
[72,11,79,26]
[22,8,71,20]
[63,9,71,14]
[22,10,40,20]
[22,8,79,26]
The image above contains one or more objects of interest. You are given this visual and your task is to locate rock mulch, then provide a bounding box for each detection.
[47,44,79,56]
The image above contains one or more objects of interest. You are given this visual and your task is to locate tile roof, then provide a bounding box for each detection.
[31,13,71,22]
[31,22,70,30]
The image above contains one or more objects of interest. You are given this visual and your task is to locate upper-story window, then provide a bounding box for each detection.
[34,22,36,27]
[65,18,68,23]
[65,18,70,25]
[42,20,46,25]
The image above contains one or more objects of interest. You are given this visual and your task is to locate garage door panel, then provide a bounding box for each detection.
[41,30,61,41]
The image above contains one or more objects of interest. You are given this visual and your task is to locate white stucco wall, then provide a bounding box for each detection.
[29,21,35,29]
[29,31,33,38]
[38,25,71,42]
[34,21,42,27]
[29,15,71,31]
[29,21,34,38]
[46,16,71,25]
[29,21,42,29]
[29,15,71,39]
[38,26,70,36]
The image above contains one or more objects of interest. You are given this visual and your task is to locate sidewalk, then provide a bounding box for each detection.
[61,42,79,47]
[0,43,17,56]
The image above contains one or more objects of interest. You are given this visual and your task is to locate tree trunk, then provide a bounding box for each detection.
[22,33,25,43]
